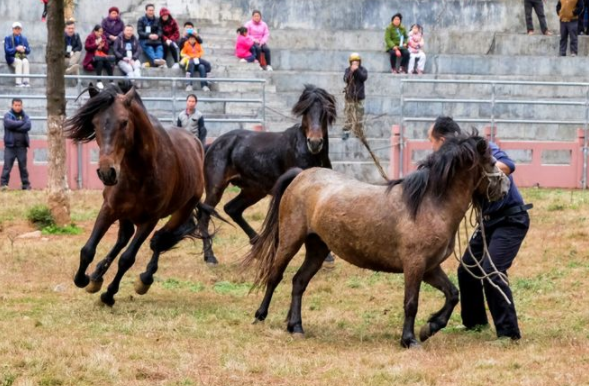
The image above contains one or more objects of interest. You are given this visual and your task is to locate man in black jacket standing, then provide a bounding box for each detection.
[1,98,31,190]
[64,20,82,75]
[342,53,368,140]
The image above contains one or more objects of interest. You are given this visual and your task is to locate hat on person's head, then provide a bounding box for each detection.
[349,52,361,63]
[391,13,402,22]
[108,7,119,14]
[12,22,22,29]
[160,7,171,17]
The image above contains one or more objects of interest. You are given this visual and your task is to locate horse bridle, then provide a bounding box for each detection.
[475,166,506,201]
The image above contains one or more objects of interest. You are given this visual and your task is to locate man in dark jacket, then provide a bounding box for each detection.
[557,0,584,56]
[64,20,82,75]
[342,52,368,140]
[1,98,31,190]
[4,22,31,87]
[137,3,166,67]
[114,25,143,84]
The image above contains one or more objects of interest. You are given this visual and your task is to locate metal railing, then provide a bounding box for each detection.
[400,78,589,188]
[0,73,266,126]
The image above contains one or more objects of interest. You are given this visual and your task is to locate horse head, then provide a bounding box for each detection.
[65,85,143,186]
[473,138,511,203]
[292,84,337,154]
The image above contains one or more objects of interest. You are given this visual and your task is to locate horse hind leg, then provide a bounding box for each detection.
[419,266,459,343]
[86,220,135,293]
[199,168,231,266]
[286,234,330,336]
[224,189,266,241]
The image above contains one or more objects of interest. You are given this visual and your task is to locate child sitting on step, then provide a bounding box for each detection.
[235,26,259,64]
[408,24,426,75]
[180,33,210,92]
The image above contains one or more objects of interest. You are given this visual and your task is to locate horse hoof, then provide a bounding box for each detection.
[74,274,90,289]
[206,260,218,267]
[205,255,219,267]
[85,278,104,294]
[99,292,115,307]
[401,338,421,349]
[291,332,305,340]
[419,323,432,342]
[134,277,151,295]
[252,318,265,325]
[322,260,335,269]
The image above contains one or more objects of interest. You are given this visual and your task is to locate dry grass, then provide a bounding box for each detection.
[0,188,588,386]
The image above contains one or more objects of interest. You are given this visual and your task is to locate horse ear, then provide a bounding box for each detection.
[123,87,136,107]
[88,83,99,98]
[476,137,488,155]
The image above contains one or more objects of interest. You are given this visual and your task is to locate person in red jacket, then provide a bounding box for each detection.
[159,7,180,69]
[83,25,114,89]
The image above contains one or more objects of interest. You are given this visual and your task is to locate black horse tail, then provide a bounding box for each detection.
[243,167,303,287]
[191,202,230,240]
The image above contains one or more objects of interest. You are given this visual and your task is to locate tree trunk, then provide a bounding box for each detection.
[46,0,71,226]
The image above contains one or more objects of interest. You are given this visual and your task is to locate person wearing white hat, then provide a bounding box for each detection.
[342,52,368,140]
[4,22,31,87]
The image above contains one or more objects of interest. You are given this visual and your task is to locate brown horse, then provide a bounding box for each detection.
[244,133,510,348]
[65,84,218,306]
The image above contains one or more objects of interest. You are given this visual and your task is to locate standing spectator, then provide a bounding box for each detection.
[137,3,166,67]
[428,116,531,342]
[524,0,552,35]
[114,25,143,85]
[4,22,31,87]
[1,98,31,190]
[235,26,258,63]
[245,10,273,71]
[384,13,409,74]
[342,53,367,141]
[178,21,202,52]
[180,33,210,92]
[176,94,207,145]
[557,0,584,56]
[159,7,181,69]
[578,0,589,34]
[64,20,82,75]
[102,6,125,52]
[83,25,114,90]
[407,24,426,75]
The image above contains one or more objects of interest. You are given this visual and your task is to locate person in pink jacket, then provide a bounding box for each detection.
[244,10,273,71]
[235,26,259,63]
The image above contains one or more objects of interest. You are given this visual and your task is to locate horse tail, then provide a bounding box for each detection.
[191,202,230,240]
[243,167,303,287]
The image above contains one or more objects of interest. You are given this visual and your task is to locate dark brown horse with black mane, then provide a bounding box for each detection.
[198,84,337,265]
[244,133,510,348]
[65,84,220,306]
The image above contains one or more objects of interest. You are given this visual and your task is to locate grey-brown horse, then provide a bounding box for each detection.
[244,133,510,348]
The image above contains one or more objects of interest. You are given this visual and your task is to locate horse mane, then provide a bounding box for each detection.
[291,84,337,126]
[387,132,489,218]
[64,83,147,143]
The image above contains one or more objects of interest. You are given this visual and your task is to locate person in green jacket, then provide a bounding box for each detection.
[384,13,409,74]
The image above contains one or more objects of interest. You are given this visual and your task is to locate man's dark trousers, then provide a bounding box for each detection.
[524,0,548,33]
[1,146,30,188]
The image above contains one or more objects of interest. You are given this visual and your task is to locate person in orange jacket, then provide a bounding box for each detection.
[180,33,210,92]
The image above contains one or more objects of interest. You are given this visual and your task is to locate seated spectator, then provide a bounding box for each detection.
[64,20,82,75]
[384,13,410,74]
[180,33,210,92]
[159,7,180,69]
[235,26,258,63]
[102,6,125,53]
[4,22,31,87]
[176,94,207,145]
[245,10,273,71]
[114,25,143,86]
[408,24,426,75]
[137,3,166,67]
[83,25,114,90]
[178,21,203,51]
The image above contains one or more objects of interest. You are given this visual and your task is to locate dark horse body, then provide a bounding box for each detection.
[65,85,214,306]
[245,133,510,348]
[198,84,337,265]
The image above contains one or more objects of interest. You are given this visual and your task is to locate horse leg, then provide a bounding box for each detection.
[224,189,265,241]
[419,266,460,342]
[286,234,330,336]
[99,220,158,307]
[136,203,197,295]
[86,219,135,293]
[198,174,229,266]
[401,264,425,348]
[74,204,117,289]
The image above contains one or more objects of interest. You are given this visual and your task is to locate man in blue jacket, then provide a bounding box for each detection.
[1,98,32,190]
[4,22,31,87]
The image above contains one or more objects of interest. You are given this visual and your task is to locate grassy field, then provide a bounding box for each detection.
[0,188,588,386]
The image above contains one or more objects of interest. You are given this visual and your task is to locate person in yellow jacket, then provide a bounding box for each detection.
[557,0,584,56]
[180,33,210,92]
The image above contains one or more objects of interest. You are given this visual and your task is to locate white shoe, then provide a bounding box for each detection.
[185,85,193,92]
[96,81,104,90]
[23,82,30,87]
[172,63,180,69]
[265,65,273,71]
[239,58,247,63]
[202,85,210,92]
[155,59,166,67]
[15,83,24,88]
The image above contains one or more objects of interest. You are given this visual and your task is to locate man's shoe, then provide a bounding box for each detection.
[202,85,210,92]
[341,131,350,140]
[543,30,553,36]
[185,84,193,92]
[1,185,8,192]
[22,186,31,191]
[171,63,180,70]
